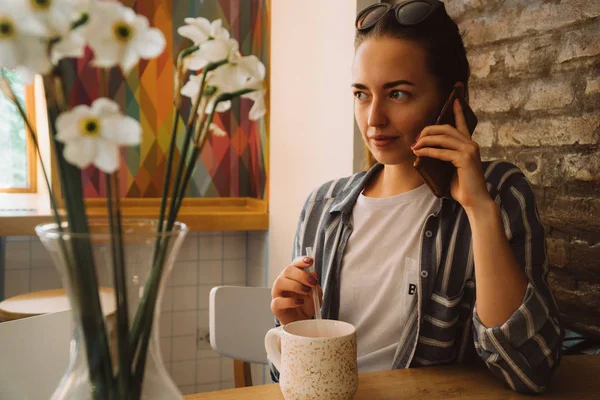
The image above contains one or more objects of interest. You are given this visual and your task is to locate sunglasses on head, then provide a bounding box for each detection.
[355,0,443,31]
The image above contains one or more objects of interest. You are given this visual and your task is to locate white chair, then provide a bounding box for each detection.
[0,310,72,400]
[209,286,274,387]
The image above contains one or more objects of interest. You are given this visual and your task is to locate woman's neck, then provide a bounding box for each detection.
[363,162,425,198]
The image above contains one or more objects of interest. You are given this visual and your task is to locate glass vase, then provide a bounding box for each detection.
[36,219,188,400]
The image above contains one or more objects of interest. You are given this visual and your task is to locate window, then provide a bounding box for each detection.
[0,68,37,193]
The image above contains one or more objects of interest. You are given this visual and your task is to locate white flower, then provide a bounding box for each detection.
[241,79,267,120]
[204,55,266,116]
[177,17,229,46]
[26,0,89,38]
[55,98,141,173]
[0,3,52,82]
[51,23,86,64]
[188,37,238,71]
[180,73,232,114]
[209,123,227,137]
[86,2,165,73]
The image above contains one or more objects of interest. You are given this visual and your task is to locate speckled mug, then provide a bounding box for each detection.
[265,319,358,400]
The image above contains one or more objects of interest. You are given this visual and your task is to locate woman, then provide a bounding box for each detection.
[270,1,562,393]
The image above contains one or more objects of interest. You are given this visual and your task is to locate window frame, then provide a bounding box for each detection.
[0,83,38,194]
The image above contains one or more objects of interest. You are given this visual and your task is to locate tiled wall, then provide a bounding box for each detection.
[1,230,269,395]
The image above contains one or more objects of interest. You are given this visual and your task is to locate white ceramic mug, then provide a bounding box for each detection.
[265,319,358,400]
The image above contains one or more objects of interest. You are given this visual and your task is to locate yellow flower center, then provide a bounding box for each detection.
[80,118,101,137]
[112,21,134,43]
[0,18,15,39]
[30,0,52,11]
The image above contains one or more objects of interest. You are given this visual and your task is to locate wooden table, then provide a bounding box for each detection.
[185,355,599,399]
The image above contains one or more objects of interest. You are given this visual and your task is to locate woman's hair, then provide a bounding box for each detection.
[355,3,470,169]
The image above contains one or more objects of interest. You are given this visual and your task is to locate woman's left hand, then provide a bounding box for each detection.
[411,99,491,210]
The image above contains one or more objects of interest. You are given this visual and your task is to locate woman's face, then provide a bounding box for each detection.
[352,37,443,166]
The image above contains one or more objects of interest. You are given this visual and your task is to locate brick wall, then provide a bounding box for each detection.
[450,0,600,336]
[383,0,600,336]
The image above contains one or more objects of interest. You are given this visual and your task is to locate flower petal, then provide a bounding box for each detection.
[177,24,208,44]
[188,53,210,71]
[56,106,90,141]
[63,138,96,169]
[238,55,266,81]
[94,140,120,173]
[135,28,165,59]
[180,76,201,99]
[209,123,227,137]
[200,38,235,63]
[91,98,120,118]
[103,116,141,146]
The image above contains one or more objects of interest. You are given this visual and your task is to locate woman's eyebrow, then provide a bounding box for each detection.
[351,80,416,90]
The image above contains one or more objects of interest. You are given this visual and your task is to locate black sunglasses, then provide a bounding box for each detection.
[356,0,443,31]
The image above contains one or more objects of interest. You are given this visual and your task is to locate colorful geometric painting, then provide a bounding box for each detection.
[61,0,269,199]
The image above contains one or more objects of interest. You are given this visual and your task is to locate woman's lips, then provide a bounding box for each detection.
[370,135,398,148]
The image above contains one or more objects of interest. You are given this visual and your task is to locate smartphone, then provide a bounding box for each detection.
[413,85,478,198]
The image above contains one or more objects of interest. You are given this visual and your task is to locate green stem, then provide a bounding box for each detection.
[106,173,130,400]
[45,70,114,400]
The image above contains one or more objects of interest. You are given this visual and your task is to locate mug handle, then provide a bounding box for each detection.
[264,326,284,371]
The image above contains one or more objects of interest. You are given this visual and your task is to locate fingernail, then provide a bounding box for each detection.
[308,276,318,285]
[295,298,304,305]
[301,285,311,293]
[411,142,416,149]
[303,257,312,264]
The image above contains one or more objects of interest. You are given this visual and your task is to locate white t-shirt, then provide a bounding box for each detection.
[338,183,441,372]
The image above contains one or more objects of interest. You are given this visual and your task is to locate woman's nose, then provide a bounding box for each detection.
[367,99,388,127]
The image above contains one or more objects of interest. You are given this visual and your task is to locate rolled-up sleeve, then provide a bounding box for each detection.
[473,172,563,393]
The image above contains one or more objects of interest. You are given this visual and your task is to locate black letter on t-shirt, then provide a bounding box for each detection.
[408,283,416,296]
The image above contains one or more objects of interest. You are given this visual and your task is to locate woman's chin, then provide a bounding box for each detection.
[370,148,416,166]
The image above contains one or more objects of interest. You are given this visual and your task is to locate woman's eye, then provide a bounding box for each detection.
[354,91,368,100]
[390,90,408,100]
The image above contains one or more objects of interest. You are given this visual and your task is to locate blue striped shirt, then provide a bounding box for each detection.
[271,161,563,393]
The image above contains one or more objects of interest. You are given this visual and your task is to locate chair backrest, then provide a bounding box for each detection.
[209,286,273,365]
[0,310,71,400]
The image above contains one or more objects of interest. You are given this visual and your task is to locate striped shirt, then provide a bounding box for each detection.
[270,161,563,393]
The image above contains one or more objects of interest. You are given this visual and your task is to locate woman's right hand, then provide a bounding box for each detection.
[271,256,323,326]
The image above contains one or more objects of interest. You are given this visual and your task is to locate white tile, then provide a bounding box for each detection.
[223,235,247,259]
[223,260,246,285]
[195,383,220,393]
[30,268,62,292]
[197,309,209,330]
[4,270,31,298]
[198,260,222,285]
[248,236,267,264]
[161,287,173,312]
[171,360,196,386]
[171,261,198,286]
[4,241,30,270]
[177,236,198,262]
[159,312,172,338]
[197,349,220,361]
[199,231,222,237]
[173,286,198,311]
[197,285,214,310]
[172,335,197,361]
[251,363,265,385]
[196,357,221,384]
[179,385,197,396]
[30,240,53,269]
[160,337,172,363]
[220,357,234,382]
[220,381,235,390]
[172,310,197,336]
[247,266,265,288]
[6,236,31,242]
[199,234,223,260]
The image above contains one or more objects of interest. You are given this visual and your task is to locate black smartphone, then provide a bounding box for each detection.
[413,85,478,198]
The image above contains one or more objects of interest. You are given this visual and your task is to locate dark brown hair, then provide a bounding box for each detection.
[355,3,471,169]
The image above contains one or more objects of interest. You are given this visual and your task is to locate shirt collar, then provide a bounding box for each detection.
[329,162,455,217]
